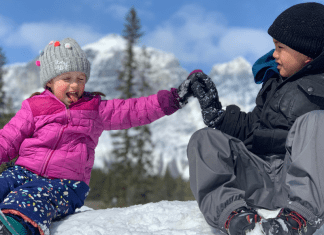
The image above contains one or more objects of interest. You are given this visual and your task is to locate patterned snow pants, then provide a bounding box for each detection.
[0,165,90,235]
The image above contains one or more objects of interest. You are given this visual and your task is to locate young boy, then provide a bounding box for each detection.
[187,2,324,235]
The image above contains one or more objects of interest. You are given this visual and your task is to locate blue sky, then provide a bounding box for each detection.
[0,0,322,74]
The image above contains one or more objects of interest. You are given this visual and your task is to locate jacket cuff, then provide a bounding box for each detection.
[188,69,203,77]
[218,105,241,136]
[157,88,180,115]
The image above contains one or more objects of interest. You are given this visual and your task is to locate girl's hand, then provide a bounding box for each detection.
[176,70,203,108]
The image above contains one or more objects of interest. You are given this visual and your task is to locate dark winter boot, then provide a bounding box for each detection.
[0,211,28,235]
[224,207,261,235]
[0,220,13,235]
[261,208,317,235]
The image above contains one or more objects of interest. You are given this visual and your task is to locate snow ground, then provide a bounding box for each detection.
[49,200,324,235]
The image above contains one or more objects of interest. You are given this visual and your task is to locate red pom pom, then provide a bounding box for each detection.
[54,41,60,47]
[35,61,41,66]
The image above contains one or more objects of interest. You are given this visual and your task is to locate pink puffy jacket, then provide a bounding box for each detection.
[0,89,180,185]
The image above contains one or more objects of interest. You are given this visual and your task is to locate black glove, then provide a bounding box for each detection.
[189,71,225,128]
[176,70,203,108]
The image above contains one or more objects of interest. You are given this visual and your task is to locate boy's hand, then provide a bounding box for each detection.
[190,72,224,128]
[190,72,222,110]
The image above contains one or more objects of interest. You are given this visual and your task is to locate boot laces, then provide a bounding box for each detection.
[225,211,238,230]
[224,209,260,231]
[279,209,307,233]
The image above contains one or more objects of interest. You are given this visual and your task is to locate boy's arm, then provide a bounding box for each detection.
[217,102,262,141]
[215,75,271,141]
[216,50,278,140]
[218,58,276,140]
[0,100,35,164]
[190,70,265,141]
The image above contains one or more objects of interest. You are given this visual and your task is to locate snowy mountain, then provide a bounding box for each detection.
[2,34,259,180]
[210,57,260,112]
[51,202,324,234]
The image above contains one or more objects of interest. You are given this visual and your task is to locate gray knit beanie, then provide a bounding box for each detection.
[36,38,91,87]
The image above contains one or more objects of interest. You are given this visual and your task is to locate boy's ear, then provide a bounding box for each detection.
[305,57,313,64]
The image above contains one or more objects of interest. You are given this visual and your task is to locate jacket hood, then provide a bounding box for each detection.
[252,49,279,84]
[252,48,324,84]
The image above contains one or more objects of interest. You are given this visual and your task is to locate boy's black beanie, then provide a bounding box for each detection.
[268,2,324,59]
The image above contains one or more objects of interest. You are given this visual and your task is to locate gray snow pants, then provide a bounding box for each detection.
[187,110,324,232]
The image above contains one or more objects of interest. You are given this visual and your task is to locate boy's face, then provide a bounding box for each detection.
[272,39,312,78]
[46,71,86,106]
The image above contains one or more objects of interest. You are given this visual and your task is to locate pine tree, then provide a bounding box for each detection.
[128,46,156,205]
[0,47,7,116]
[0,47,15,128]
[106,7,156,207]
[87,168,108,201]
[0,47,17,174]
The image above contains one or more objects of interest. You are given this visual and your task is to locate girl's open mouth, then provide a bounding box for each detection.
[66,92,78,103]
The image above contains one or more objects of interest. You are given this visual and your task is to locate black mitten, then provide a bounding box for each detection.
[201,106,225,129]
[176,70,203,108]
[189,72,225,128]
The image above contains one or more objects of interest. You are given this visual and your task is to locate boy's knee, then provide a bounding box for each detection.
[188,128,210,156]
[187,128,226,159]
[189,127,217,145]
[302,110,324,117]
[295,110,324,126]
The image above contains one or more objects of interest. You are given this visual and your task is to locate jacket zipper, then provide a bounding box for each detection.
[41,107,71,177]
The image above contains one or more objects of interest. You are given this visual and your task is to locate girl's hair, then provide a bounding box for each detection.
[29,88,106,98]
[90,92,106,97]
[29,92,42,98]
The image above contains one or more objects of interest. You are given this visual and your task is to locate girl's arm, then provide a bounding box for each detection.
[0,100,35,164]
[99,89,180,130]
[98,71,200,130]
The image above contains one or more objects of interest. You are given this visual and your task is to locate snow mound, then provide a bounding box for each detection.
[50,201,324,234]
[51,201,221,235]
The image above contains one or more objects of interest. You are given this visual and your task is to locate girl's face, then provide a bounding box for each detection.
[46,71,86,106]
[272,38,312,78]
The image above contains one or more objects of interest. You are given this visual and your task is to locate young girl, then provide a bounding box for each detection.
[0,38,195,235]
